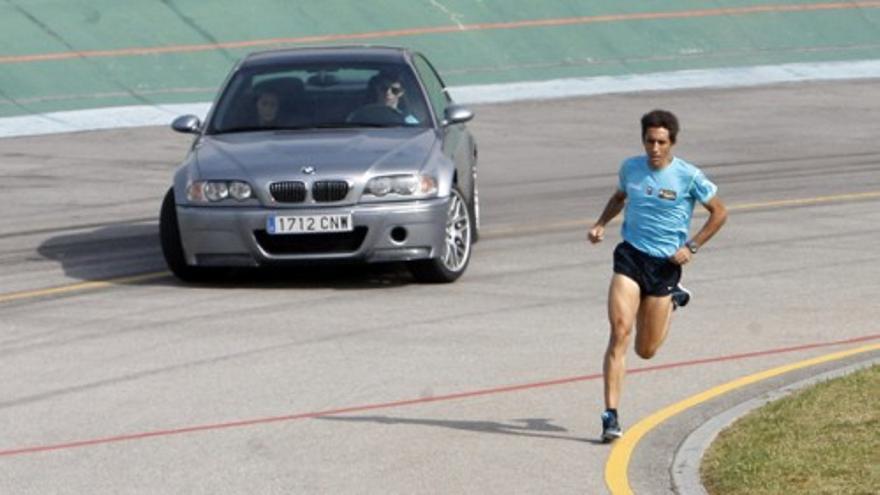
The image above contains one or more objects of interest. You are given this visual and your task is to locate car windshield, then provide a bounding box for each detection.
[208,61,432,134]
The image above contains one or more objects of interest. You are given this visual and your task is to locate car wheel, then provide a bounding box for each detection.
[470,165,480,243]
[409,186,472,283]
[159,188,211,283]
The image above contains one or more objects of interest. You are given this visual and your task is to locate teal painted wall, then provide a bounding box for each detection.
[1,1,878,117]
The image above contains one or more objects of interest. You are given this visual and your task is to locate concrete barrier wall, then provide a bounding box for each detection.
[1,1,879,117]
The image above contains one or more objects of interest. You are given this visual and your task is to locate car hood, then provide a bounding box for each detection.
[192,128,437,181]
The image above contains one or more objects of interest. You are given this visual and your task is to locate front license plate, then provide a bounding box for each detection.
[267,214,353,234]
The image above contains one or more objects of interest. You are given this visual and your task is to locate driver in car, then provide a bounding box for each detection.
[349,74,419,125]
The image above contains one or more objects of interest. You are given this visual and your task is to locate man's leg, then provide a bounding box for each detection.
[634,295,673,359]
[603,274,641,410]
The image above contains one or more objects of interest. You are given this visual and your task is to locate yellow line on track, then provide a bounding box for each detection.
[0,271,169,304]
[730,190,880,210]
[604,342,880,494]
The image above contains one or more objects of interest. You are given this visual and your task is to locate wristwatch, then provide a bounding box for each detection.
[685,240,700,254]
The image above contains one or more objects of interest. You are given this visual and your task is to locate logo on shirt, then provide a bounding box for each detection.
[658,188,677,200]
[646,186,653,195]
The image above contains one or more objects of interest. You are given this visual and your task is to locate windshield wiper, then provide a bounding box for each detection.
[212,126,283,134]
[311,122,367,129]
[214,122,403,134]
[329,122,403,128]
[213,125,315,134]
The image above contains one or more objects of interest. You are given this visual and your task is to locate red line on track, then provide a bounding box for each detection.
[2,2,879,64]
[1,333,877,458]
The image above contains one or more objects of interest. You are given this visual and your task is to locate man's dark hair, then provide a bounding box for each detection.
[641,109,679,144]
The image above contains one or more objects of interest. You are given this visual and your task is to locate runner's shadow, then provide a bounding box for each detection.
[318,415,597,443]
[584,438,609,445]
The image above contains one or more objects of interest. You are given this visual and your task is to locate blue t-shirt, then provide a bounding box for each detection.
[618,155,717,258]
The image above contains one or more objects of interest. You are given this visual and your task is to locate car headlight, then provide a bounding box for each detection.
[187,180,253,203]
[228,181,253,200]
[364,174,437,199]
[204,182,228,201]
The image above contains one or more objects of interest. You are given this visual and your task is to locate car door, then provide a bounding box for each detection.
[412,55,475,190]
[411,54,478,237]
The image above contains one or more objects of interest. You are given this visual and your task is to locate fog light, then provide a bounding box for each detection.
[390,226,408,243]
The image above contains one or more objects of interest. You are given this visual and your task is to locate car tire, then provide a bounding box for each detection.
[469,169,480,243]
[159,188,211,283]
[409,186,473,283]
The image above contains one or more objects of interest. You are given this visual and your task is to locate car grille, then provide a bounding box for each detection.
[254,227,368,255]
[270,181,306,203]
[312,181,350,202]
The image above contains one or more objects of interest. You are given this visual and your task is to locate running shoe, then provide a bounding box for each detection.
[671,283,692,310]
[601,410,623,443]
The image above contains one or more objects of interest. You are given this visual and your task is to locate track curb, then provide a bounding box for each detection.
[670,353,880,495]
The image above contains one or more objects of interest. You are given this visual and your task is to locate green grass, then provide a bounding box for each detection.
[701,364,879,495]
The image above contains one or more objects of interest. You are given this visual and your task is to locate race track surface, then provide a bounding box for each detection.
[1,80,879,494]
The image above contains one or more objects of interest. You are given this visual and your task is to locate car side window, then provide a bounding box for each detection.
[412,55,450,122]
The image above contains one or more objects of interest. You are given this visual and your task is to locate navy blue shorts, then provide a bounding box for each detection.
[613,242,681,297]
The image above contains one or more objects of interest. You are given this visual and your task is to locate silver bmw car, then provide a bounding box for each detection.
[160,46,479,283]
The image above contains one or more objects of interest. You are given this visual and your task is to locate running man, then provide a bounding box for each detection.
[587,109,728,442]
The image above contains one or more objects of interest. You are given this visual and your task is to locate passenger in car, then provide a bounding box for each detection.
[253,78,310,128]
[255,89,282,127]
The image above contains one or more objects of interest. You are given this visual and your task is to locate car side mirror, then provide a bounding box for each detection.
[171,115,202,134]
[442,105,474,126]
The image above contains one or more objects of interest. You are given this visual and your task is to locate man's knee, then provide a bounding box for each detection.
[634,327,664,359]
[635,343,657,359]
[610,314,633,336]
[606,325,631,356]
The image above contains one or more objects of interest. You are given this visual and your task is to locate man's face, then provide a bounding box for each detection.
[643,126,674,169]
[377,81,404,108]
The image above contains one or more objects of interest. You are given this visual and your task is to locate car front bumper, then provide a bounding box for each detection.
[176,198,450,267]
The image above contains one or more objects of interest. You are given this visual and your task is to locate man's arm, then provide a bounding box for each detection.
[588,189,627,244]
[670,195,728,264]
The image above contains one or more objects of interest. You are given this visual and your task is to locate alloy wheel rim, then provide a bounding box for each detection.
[442,191,471,272]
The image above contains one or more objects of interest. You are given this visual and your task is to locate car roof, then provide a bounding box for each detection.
[240,45,414,68]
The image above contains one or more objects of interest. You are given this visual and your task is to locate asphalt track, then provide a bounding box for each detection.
[2,80,880,494]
